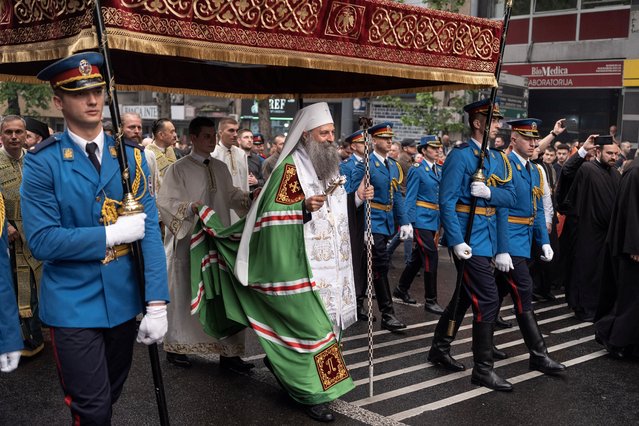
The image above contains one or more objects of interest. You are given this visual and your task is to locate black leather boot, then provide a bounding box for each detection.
[356,299,376,322]
[376,277,406,331]
[424,273,444,314]
[470,321,513,392]
[493,345,508,360]
[517,311,566,374]
[428,308,465,371]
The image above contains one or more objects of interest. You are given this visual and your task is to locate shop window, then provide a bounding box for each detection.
[581,0,630,9]
[512,0,532,16]
[535,0,577,12]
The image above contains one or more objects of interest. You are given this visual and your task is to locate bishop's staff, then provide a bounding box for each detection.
[92,2,170,424]
[447,0,514,336]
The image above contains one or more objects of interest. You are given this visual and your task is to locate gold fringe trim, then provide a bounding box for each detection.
[106,29,497,87]
[0,28,96,64]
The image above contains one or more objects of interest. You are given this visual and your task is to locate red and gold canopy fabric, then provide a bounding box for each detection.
[0,0,502,98]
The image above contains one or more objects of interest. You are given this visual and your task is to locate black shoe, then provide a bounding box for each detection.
[381,314,406,331]
[305,403,335,422]
[166,352,192,368]
[428,350,466,372]
[424,299,444,315]
[533,292,557,302]
[574,310,595,322]
[393,288,416,304]
[495,316,512,329]
[220,356,255,372]
[595,333,626,360]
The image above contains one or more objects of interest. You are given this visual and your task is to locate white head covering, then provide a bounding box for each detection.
[235,102,334,285]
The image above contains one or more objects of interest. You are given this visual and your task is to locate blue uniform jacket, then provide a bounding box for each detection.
[20,131,169,328]
[352,155,408,236]
[503,153,549,258]
[0,215,23,354]
[439,142,516,257]
[406,161,440,232]
[339,154,362,194]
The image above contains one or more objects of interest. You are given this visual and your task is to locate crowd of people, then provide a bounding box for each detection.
[1,51,638,424]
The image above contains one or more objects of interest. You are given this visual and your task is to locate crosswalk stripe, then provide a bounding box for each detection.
[342,300,566,343]
[345,311,575,364]
[551,321,593,334]
[351,335,595,407]
[389,349,607,421]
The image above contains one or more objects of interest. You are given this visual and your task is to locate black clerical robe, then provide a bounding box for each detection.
[558,155,621,317]
[595,159,639,352]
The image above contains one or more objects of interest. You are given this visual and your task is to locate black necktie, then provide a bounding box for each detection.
[86,142,101,173]
[384,158,389,170]
[525,161,530,173]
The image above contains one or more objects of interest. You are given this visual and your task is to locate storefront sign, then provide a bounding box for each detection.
[503,61,623,89]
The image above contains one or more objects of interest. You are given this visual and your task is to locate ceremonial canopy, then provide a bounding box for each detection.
[0,0,503,98]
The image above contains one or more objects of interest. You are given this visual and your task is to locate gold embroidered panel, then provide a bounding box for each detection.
[0,0,502,97]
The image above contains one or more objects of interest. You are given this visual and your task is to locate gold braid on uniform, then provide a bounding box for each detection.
[0,193,5,238]
[532,164,544,214]
[101,149,147,225]
[390,159,403,193]
[487,151,512,187]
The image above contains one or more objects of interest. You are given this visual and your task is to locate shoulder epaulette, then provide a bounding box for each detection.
[28,134,60,154]
[455,142,469,149]
[123,138,144,150]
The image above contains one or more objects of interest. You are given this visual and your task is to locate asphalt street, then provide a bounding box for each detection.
[1,246,638,425]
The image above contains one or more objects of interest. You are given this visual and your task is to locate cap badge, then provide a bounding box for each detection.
[531,122,537,130]
[78,59,92,76]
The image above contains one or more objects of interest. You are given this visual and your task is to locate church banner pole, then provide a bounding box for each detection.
[92,2,170,424]
[447,0,513,336]
[358,116,375,397]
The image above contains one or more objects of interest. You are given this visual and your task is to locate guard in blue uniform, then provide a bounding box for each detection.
[427,99,517,391]
[339,130,366,194]
[21,52,170,424]
[351,123,412,331]
[341,129,374,321]
[494,119,566,374]
[0,191,23,373]
[395,136,445,314]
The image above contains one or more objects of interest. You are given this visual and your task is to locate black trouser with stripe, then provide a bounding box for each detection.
[50,318,137,425]
[398,228,439,300]
[496,256,534,314]
[453,256,500,323]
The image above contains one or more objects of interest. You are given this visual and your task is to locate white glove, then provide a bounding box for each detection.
[453,243,472,260]
[0,351,21,373]
[399,224,414,240]
[105,213,147,247]
[470,182,491,200]
[540,244,554,262]
[495,253,514,272]
[137,304,167,345]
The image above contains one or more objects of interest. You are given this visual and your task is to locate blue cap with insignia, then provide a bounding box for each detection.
[507,118,542,138]
[463,98,504,119]
[418,135,443,148]
[345,130,365,144]
[37,52,106,92]
[369,122,394,138]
